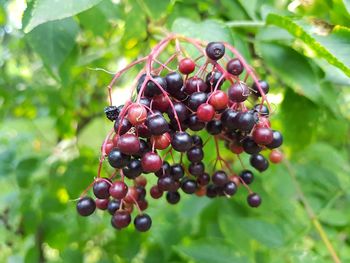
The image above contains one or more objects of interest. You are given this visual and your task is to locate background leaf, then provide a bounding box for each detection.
[24,0,102,32]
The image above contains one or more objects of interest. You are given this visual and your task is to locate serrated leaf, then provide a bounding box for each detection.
[26,18,79,73]
[24,0,102,33]
[174,238,246,263]
[266,14,350,77]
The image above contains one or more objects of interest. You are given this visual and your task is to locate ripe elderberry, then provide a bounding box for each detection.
[76,36,284,233]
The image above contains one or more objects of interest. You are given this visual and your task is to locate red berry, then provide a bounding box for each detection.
[127,104,147,125]
[269,149,283,163]
[208,90,228,110]
[102,141,114,155]
[152,94,170,112]
[256,116,271,128]
[150,185,163,199]
[96,199,109,210]
[117,133,140,155]
[124,186,139,204]
[151,132,171,150]
[252,127,274,145]
[109,181,128,200]
[197,104,215,122]
[179,58,195,75]
[141,152,163,172]
[229,143,244,154]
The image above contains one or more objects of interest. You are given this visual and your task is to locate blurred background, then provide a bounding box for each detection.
[0,0,350,262]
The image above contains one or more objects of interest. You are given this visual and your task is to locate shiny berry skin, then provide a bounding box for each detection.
[157,176,174,191]
[221,109,239,131]
[133,139,150,158]
[141,152,163,172]
[165,72,183,93]
[140,97,151,108]
[206,119,222,135]
[212,170,228,186]
[170,164,184,180]
[166,191,180,204]
[179,58,195,75]
[135,176,147,187]
[247,193,262,207]
[93,178,111,199]
[127,104,147,125]
[171,132,193,152]
[109,181,128,200]
[209,90,228,110]
[111,210,131,229]
[144,76,167,97]
[197,173,210,186]
[187,146,204,163]
[266,130,283,149]
[185,77,208,94]
[253,127,274,145]
[187,92,208,111]
[146,114,169,135]
[150,185,163,199]
[206,71,224,89]
[239,170,254,184]
[108,148,130,168]
[122,159,143,179]
[114,117,132,135]
[155,161,171,178]
[188,162,205,176]
[152,94,170,112]
[181,179,197,194]
[269,149,283,163]
[76,197,96,216]
[117,134,140,155]
[228,82,250,102]
[134,214,152,232]
[223,182,237,196]
[226,58,244,75]
[252,80,269,97]
[186,114,205,131]
[124,186,139,203]
[250,154,269,172]
[136,186,147,200]
[95,199,109,210]
[167,102,189,121]
[205,42,225,60]
[107,199,121,215]
[151,133,171,150]
[206,184,218,198]
[197,104,215,122]
[253,104,269,116]
[192,135,203,147]
[242,137,262,154]
[237,112,256,132]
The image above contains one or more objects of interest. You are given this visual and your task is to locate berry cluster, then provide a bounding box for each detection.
[76,36,283,232]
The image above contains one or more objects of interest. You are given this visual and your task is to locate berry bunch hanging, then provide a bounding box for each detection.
[76,35,284,232]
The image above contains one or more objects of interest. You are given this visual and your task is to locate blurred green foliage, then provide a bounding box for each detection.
[0,0,349,262]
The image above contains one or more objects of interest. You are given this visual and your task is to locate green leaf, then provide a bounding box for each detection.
[24,0,103,33]
[174,238,246,263]
[172,18,232,42]
[257,42,321,102]
[319,208,349,226]
[266,14,350,77]
[26,18,79,73]
[16,157,39,188]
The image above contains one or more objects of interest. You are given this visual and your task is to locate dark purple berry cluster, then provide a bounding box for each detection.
[76,37,284,232]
